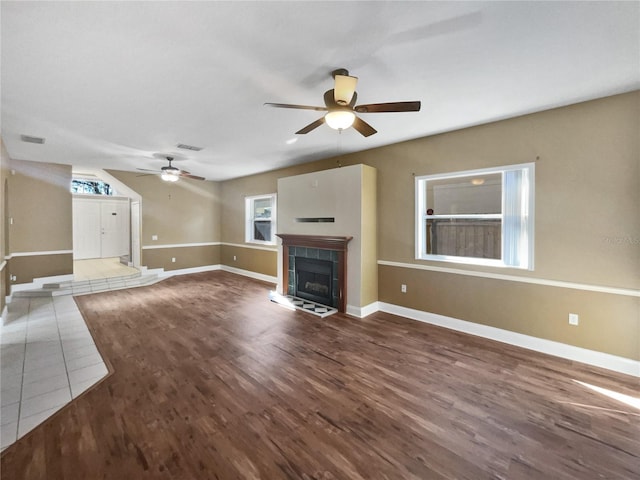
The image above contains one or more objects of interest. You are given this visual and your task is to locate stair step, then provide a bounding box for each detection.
[13,273,160,298]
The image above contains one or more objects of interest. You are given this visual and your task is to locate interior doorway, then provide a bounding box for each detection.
[72,197,130,260]
[73,257,138,281]
[71,169,143,282]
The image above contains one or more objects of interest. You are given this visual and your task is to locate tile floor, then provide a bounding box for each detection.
[1,295,108,450]
[74,257,139,281]
[269,292,338,318]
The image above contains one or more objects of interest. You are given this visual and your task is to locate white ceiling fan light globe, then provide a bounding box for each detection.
[161,171,180,182]
[325,110,356,130]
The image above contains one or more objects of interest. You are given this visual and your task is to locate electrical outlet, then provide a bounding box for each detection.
[152,234,158,241]
[401,284,407,293]
[233,255,237,261]
[171,257,176,263]
[569,313,579,326]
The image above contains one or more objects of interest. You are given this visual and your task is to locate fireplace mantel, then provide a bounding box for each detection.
[276,234,353,250]
[277,234,352,313]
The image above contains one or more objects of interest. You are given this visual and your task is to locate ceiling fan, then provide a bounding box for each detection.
[137,156,205,182]
[265,68,421,137]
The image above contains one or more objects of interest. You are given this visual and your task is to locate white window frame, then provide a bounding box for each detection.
[415,163,535,270]
[245,193,277,245]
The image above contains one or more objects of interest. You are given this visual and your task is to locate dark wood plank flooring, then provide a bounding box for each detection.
[2,271,639,479]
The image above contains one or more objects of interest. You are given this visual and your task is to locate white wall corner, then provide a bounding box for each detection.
[346,301,380,318]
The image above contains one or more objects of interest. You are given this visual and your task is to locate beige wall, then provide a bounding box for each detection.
[6,159,73,284]
[220,245,277,277]
[364,92,638,360]
[8,254,74,285]
[350,91,639,290]
[8,159,73,253]
[219,91,639,360]
[108,170,222,270]
[109,170,221,246]
[379,265,639,360]
[143,244,220,271]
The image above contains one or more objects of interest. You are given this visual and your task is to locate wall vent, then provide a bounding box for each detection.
[176,143,203,151]
[21,134,45,144]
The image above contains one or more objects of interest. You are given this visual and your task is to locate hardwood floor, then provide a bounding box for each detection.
[1,271,638,479]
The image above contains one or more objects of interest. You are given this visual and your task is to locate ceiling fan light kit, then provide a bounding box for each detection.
[333,73,358,105]
[137,156,206,182]
[161,171,180,182]
[265,68,421,137]
[325,110,356,130]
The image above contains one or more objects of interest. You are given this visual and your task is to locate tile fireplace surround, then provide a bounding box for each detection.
[277,234,352,313]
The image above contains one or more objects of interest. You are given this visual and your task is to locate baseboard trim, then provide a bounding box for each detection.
[142,264,277,285]
[346,301,380,318]
[142,242,221,250]
[220,265,277,284]
[10,273,75,293]
[377,302,640,378]
[157,264,221,278]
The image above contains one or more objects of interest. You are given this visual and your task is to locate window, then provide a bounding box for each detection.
[245,194,277,245]
[71,179,114,196]
[415,163,534,269]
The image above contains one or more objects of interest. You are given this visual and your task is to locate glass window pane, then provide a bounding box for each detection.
[71,179,114,196]
[253,220,271,242]
[253,198,272,218]
[427,218,501,259]
[427,173,501,215]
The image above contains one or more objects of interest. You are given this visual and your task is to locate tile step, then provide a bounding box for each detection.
[14,274,160,298]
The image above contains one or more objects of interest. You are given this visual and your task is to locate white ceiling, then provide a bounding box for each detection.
[2,1,639,181]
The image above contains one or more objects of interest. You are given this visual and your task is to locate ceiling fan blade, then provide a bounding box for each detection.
[355,101,421,113]
[180,173,205,181]
[334,74,358,105]
[136,168,160,173]
[296,117,325,134]
[352,116,377,137]
[264,102,327,112]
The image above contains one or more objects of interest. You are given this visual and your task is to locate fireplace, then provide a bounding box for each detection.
[277,234,352,312]
[294,257,333,306]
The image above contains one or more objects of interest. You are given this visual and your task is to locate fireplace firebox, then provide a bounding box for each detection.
[295,257,333,306]
[277,234,352,313]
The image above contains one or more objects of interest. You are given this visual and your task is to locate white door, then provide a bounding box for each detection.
[100,200,129,258]
[73,197,130,260]
[73,198,101,259]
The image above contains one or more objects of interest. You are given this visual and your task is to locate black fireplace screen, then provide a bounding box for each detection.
[294,257,333,306]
